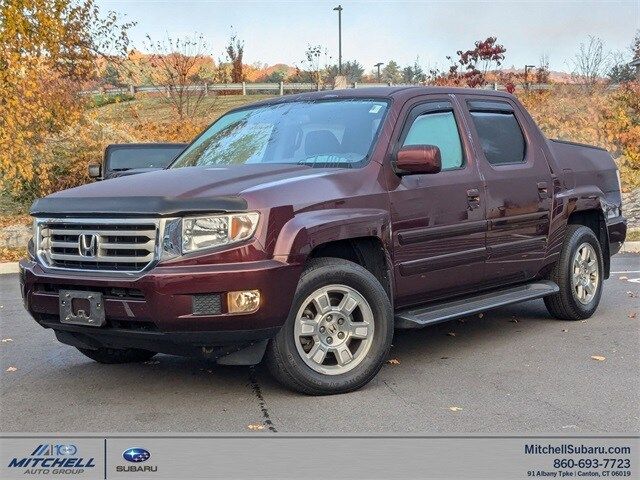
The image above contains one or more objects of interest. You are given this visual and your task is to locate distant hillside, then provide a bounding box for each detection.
[500,67,577,83]
[246,63,298,82]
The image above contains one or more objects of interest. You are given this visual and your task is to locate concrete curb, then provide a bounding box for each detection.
[620,241,640,253]
[0,262,19,274]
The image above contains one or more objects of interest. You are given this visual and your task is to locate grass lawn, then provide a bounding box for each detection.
[93,93,275,125]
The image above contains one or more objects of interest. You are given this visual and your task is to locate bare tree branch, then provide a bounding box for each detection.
[142,33,211,119]
[570,36,609,92]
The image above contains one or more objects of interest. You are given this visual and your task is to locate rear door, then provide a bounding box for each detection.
[458,95,554,284]
[387,97,488,308]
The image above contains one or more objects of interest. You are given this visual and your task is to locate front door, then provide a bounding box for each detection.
[459,95,554,284]
[387,98,487,308]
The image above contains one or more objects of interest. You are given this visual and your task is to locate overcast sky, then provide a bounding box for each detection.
[97,0,639,73]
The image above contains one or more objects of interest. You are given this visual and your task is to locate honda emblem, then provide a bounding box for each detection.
[78,234,98,257]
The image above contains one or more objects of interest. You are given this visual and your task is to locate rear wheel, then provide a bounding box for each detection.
[544,225,604,320]
[77,347,156,364]
[266,258,393,395]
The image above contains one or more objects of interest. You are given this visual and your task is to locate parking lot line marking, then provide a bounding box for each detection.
[611,270,640,274]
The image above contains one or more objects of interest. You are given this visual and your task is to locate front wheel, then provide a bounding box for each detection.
[544,225,604,320]
[266,258,393,395]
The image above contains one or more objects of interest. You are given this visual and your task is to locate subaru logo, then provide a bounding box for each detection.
[78,234,97,257]
[122,448,150,463]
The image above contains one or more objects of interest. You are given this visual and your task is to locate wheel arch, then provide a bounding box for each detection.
[567,208,610,278]
[308,236,393,303]
[273,208,393,302]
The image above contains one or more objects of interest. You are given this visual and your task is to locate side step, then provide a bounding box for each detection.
[394,280,559,329]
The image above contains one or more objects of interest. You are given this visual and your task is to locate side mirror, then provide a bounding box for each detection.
[396,145,442,175]
[88,163,102,179]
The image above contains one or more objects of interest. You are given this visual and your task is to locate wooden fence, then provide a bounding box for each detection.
[83,81,574,97]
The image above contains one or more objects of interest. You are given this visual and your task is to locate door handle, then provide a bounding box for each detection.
[537,181,549,199]
[466,188,481,209]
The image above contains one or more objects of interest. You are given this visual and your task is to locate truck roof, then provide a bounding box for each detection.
[242,86,515,109]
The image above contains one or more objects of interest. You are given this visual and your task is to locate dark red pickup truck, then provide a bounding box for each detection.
[20,87,626,395]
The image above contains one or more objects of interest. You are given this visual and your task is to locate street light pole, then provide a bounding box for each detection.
[524,64,535,90]
[374,62,384,82]
[333,5,343,74]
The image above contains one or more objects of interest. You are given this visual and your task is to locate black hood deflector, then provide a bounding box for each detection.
[30,196,248,218]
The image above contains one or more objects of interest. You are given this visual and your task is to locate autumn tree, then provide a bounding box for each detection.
[429,37,506,88]
[226,35,244,82]
[536,54,551,84]
[142,34,211,119]
[453,36,506,87]
[0,0,132,199]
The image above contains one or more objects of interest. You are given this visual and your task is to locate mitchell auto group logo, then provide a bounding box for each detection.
[7,443,95,475]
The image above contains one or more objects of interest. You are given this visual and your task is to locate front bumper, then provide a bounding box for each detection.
[19,258,303,357]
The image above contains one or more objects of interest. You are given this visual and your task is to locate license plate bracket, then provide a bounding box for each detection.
[59,290,106,327]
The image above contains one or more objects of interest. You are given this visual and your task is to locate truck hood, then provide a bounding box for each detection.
[31,164,346,217]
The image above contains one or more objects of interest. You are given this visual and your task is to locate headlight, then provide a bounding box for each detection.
[181,213,259,253]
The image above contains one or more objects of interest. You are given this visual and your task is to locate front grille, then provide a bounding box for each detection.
[37,219,159,273]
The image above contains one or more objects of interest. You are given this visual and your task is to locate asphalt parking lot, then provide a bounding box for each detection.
[1,253,638,434]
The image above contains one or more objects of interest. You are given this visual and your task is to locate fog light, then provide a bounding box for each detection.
[227,290,260,314]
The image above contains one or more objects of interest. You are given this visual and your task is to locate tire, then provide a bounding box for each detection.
[77,347,157,364]
[266,258,394,395]
[544,225,604,320]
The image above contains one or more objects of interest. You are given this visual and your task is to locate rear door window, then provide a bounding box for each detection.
[468,108,526,165]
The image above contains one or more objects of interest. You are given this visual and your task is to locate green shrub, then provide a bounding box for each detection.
[88,92,135,108]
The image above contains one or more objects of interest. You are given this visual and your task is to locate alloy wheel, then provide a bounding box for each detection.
[571,242,599,305]
[294,284,374,375]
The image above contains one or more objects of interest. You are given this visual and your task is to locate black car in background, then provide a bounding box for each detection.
[88,143,187,180]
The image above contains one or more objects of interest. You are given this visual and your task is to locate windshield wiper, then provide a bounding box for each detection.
[297,156,353,168]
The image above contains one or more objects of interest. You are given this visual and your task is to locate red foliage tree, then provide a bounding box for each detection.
[431,37,506,88]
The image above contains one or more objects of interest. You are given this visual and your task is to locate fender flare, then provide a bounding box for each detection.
[555,186,612,277]
[273,208,392,260]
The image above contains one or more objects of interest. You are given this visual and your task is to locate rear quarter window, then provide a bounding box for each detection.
[469,111,526,165]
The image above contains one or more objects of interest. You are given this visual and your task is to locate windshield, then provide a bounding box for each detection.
[171,99,389,169]
[108,146,185,171]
